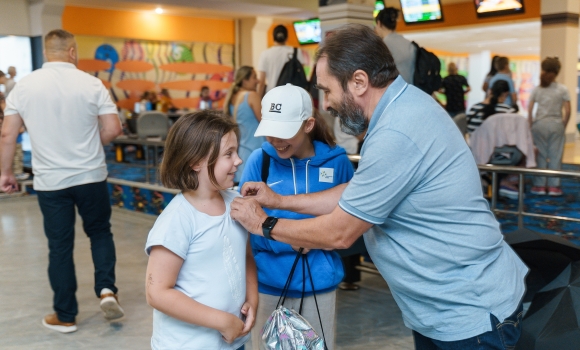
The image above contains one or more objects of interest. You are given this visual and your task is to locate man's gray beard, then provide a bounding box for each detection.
[329,92,368,136]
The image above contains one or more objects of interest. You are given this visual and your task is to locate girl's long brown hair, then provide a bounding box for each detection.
[223,66,254,119]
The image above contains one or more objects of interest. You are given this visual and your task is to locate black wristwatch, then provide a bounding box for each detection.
[262,217,278,241]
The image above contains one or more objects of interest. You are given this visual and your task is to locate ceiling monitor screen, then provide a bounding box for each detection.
[474,0,524,18]
[399,0,444,24]
[293,18,321,45]
[374,0,385,18]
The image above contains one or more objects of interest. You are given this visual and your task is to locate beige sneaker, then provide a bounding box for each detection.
[100,288,125,321]
[42,313,77,333]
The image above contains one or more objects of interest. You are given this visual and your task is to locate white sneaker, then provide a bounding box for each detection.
[15,173,30,181]
[100,288,125,321]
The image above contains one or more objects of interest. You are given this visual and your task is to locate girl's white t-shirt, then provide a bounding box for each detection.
[145,190,250,350]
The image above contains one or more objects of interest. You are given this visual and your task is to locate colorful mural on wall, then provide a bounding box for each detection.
[76,36,235,111]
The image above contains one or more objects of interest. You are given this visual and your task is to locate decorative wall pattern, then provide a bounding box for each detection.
[76,35,235,110]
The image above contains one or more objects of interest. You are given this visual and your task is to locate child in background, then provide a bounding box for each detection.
[528,57,571,196]
[0,92,27,182]
[199,86,213,110]
[145,111,258,350]
[239,84,354,350]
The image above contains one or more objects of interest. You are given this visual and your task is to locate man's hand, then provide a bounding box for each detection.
[231,197,268,236]
[240,301,256,336]
[219,313,245,344]
[0,173,18,194]
[240,181,281,209]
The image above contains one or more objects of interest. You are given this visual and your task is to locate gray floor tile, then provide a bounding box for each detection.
[0,196,414,349]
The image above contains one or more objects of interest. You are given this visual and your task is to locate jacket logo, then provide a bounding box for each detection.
[269,103,282,113]
[319,168,334,183]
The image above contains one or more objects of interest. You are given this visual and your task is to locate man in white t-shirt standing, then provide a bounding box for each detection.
[0,29,124,333]
[257,25,303,97]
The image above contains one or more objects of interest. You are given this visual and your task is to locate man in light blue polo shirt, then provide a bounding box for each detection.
[231,24,528,349]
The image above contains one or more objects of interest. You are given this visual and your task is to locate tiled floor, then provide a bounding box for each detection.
[0,196,413,350]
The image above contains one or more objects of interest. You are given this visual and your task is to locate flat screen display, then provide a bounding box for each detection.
[399,0,443,24]
[374,1,385,18]
[293,19,321,45]
[474,0,524,18]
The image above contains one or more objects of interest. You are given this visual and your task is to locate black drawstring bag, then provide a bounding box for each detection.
[259,249,328,350]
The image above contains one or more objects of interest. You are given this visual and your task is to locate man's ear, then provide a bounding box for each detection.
[350,69,369,98]
[304,117,315,134]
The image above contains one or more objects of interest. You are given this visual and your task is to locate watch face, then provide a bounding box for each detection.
[263,217,277,228]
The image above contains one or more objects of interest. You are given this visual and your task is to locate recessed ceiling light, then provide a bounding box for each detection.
[155,7,163,14]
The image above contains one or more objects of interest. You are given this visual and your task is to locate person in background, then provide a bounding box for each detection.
[5,66,16,96]
[528,57,571,197]
[145,111,257,350]
[0,29,124,333]
[375,7,416,85]
[158,88,175,113]
[467,80,518,200]
[466,80,515,134]
[488,56,518,109]
[439,62,470,117]
[257,25,303,97]
[199,86,214,110]
[224,66,264,184]
[240,84,353,350]
[482,56,499,93]
[0,70,7,90]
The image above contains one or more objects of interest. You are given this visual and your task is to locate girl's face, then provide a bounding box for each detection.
[242,70,259,91]
[266,118,315,160]
[195,131,242,190]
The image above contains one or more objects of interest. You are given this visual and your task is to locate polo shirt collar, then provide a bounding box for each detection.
[42,62,77,69]
[366,75,407,137]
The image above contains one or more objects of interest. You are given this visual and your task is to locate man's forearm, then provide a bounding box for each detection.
[100,127,121,145]
[0,137,17,175]
[277,183,347,216]
[268,205,370,250]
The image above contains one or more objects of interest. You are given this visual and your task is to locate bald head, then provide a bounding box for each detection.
[7,66,15,78]
[447,62,457,75]
[44,29,77,65]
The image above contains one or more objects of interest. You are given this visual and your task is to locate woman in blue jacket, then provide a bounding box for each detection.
[239,84,353,350]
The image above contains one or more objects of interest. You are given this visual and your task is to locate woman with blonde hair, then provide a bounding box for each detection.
[224,66,265,183]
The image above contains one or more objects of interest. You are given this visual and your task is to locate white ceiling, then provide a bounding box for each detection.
[403,20,543,57]
[65,0,318,19]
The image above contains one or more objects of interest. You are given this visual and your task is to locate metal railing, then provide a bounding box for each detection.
[477,164,580,228]
[347,155,580,229]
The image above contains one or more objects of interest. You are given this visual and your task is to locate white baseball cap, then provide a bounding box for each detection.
[254,84,313,139]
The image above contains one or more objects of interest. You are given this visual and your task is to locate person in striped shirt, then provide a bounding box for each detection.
[466,80,515,134]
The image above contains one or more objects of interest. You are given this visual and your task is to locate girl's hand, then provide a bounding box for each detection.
[219,314,245,344]
[240,301,257,336]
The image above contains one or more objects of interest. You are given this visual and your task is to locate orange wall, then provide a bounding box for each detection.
[62,6,235,44]
[398,1,540,32]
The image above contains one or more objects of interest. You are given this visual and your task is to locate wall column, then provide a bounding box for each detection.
[251,16,273,69]
[540,0,579,141]
[467,50,491,110]
[317,2,375,128]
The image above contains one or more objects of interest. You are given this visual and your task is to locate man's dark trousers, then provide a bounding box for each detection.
[37,180,117,323]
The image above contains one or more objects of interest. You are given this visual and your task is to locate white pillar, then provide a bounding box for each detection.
[251,16,273,69]
[540,0,579,141]
[467,51,491,111]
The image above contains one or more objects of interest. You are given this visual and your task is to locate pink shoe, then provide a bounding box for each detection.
[530,187,546,195]
[548,187,562,196]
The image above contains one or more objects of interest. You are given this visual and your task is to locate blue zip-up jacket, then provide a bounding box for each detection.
[239,140,354,297]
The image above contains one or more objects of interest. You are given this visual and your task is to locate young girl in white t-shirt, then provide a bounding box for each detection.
[145,111,258,350]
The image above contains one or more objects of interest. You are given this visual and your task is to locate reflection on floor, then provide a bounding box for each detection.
[0,196,413,349]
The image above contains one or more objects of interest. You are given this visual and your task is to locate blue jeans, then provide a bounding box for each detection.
[37,180,118,322]
[413,304,523,350]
